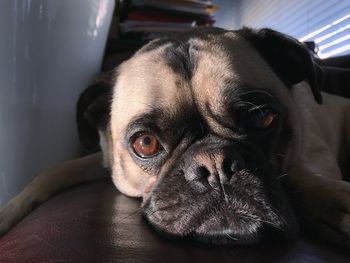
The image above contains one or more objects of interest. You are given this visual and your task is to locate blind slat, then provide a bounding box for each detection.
[237,0,350,58]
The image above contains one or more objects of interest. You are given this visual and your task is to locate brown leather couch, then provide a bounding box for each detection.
[1,55,350,263]
[1,181,350,263]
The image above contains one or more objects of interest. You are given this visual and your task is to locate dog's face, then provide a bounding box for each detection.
[84,28,322,244]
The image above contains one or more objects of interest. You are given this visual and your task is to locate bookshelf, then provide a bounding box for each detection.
[103,0,217,71]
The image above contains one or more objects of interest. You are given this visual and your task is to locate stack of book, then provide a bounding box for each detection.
[119,0,217,40]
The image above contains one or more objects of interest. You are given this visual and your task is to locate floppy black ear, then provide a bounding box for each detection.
[76,71,114,152]
[240,27,323,104]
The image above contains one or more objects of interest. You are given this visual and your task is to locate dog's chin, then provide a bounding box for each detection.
[192,215,297,245]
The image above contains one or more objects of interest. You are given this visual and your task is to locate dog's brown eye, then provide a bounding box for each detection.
[248,109,277,130]
[132,134,160,158]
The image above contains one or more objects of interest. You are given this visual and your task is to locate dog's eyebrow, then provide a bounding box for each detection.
[125,111,165,136]
[125,107,183,142]
[124,107,205,145]
[222,83,277,109]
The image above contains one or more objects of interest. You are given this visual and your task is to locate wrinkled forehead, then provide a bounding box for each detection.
[111,31,286,136]
[114,44,191,115]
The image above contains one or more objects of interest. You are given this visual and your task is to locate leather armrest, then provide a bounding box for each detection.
[1,181,349,262]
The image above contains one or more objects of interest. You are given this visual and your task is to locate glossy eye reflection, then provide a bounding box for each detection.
[132,133,160,158]
[247,108,277,130]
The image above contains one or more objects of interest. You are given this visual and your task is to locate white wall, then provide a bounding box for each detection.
[213,0,240,29]
[0,0,115,207]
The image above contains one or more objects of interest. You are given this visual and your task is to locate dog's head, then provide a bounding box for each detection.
[80,28,322,244]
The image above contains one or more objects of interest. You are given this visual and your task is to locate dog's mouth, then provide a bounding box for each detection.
[142,167,298,245]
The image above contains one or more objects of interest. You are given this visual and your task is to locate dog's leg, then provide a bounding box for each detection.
[0,152,108,236]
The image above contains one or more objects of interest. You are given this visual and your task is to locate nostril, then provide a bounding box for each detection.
[223,157,232,174]
[185,165,212,192]
[224,157,241,175]
[196,165,211,178]
[223,156,245,175]
[230,160,240,173]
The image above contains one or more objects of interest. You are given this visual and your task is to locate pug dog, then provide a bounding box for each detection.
[1,27,350,248]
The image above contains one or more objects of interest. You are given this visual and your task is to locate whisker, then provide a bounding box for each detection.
[235,101,259,108]
[225,233,238,241]
[277,173,288,179]
[238,214,284,231]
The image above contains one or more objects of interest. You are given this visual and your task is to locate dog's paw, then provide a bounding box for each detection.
[299,179,350,248]
[0,195,32,237]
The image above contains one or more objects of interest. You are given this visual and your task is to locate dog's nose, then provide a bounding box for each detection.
[185,149,244,189]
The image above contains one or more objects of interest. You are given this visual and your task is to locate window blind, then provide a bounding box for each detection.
[236,0,350,58]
